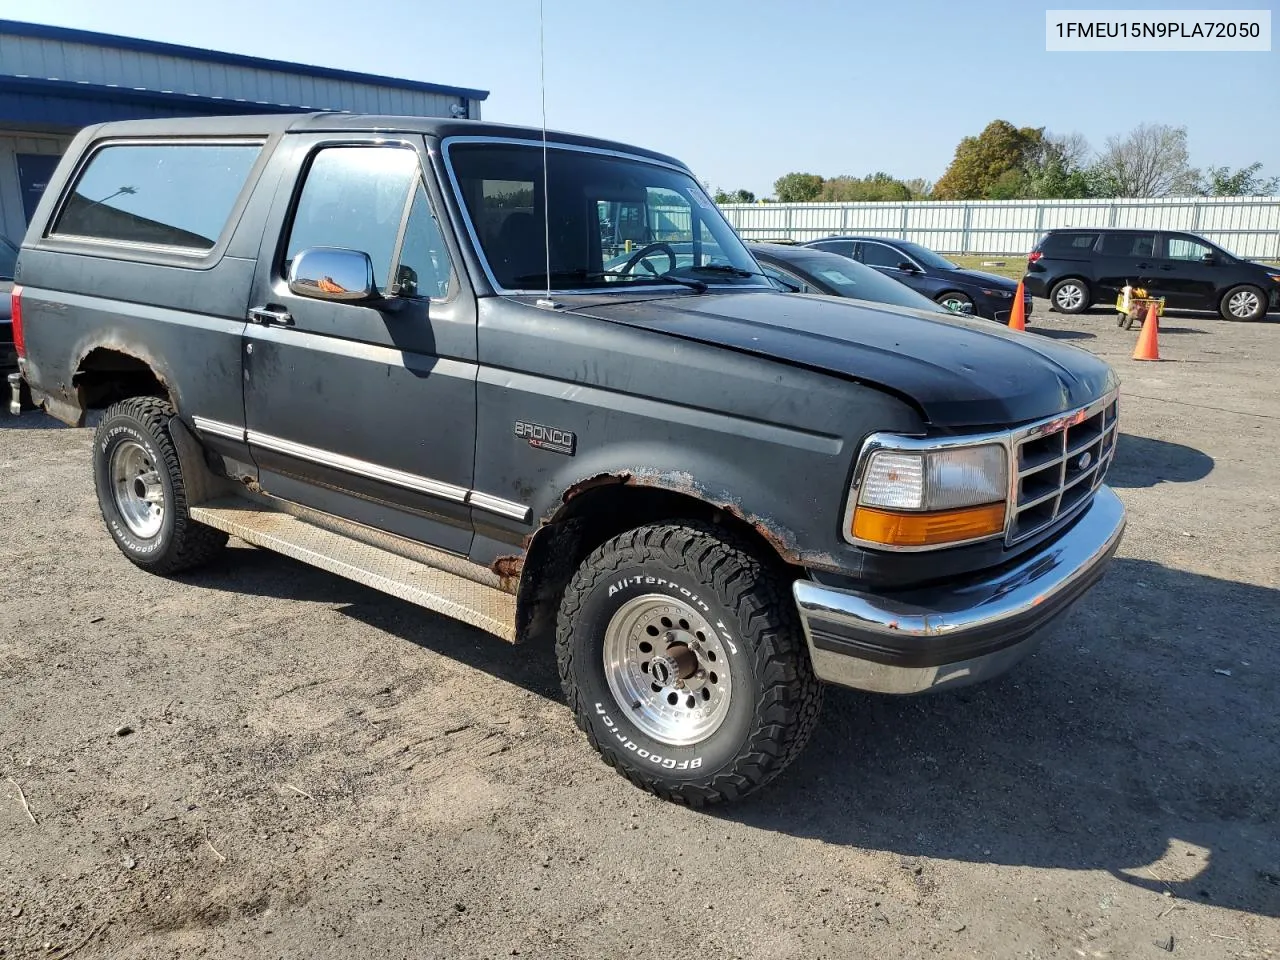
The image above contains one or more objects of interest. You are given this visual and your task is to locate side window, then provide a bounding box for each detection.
[1165,235,1213,261]
[812,240,853,258]
[1044,233,1099,254]
[860,242,904,269]
[52,142,261,251]
[393,183,454,299]
[286,146,420,290]
[1099,233,1156,258]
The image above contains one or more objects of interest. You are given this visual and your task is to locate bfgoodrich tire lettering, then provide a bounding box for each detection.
[556,522,822,806]
[92,397,227,574]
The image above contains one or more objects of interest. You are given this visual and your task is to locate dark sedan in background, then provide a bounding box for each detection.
[748,243,956,314]
[804,235,1031,323]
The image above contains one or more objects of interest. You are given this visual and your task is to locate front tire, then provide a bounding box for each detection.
[1049,278,1089,314]
[1219,285,1267,322]
[92,397,227,574]
[935,291,973,314]
[556,522,822,806]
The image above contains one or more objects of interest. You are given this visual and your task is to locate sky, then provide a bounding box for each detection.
[8,0,1278,196]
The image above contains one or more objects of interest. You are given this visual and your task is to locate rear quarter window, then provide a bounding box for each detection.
[51,142,262,251]
[1042,233,1098,255]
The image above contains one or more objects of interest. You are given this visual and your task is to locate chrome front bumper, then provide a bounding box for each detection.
[793,485,1126,695]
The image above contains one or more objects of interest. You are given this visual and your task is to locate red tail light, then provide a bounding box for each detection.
[10,284,23,358]
[1027,251,1043,263]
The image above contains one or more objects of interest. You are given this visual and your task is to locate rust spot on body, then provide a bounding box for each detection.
[491,554,524,591]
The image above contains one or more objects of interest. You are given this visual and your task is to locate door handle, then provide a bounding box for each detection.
[1136,262,1153,269]
[248,306,294,326]
[1158,265,1175,271]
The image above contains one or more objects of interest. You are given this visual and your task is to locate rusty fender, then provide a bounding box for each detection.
[491,468,843,581]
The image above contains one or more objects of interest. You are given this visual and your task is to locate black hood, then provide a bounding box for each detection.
[561,290,1117,428]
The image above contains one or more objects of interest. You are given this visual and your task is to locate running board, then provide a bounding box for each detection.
[189,500,517,641]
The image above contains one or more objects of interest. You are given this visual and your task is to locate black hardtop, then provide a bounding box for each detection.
[74,113,690,171]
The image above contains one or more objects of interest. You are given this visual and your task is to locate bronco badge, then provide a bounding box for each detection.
[514,420,576,456]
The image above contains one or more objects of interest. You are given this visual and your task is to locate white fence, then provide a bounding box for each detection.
[719,196,1280,260]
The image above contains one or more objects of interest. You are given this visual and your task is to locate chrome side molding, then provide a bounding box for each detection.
[190,417,530,522]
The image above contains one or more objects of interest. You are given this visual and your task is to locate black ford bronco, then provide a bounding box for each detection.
[10,114,1125,804]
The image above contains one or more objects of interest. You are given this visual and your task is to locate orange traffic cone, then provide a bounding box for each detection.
[1007,279,1027,331]
[1132,302,1160,361]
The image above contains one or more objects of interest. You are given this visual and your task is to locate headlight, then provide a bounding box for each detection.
[847,443,1008,549]
[1267,273,1280,283]
[981,288,1013,298]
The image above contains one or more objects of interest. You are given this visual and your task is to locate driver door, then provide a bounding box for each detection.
[242,136,478,554]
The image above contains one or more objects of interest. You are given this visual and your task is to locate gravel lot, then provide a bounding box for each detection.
[2,304,1278,959]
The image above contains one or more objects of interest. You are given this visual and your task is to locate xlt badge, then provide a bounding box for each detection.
[514,420,576,456]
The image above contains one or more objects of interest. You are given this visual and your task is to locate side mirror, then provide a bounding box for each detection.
[289,247,379,303]
[897,261,917,272]
[1200,252,1216,264]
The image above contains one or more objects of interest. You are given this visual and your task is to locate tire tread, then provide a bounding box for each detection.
[555,521,822,806]
[93,397,227,574]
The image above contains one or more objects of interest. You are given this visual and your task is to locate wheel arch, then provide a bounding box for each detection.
[512,475,804,646]
[71,342,176,422]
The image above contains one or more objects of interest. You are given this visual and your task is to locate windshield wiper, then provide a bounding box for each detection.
[685,264,768,280]
[511,269,708,293]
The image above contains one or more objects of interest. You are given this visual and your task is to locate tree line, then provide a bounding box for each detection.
[714,121,1278,204]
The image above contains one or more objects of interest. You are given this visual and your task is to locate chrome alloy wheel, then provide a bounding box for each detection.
[110,439,165,538]
[1228,289,1261,319]
[602,594,733,746]
[1054,282,1085,311]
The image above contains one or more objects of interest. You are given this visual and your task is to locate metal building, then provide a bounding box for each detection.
[0,19,489,242]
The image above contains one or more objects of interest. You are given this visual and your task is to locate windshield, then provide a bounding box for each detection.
[789,252,945,311]
[0,237,16,281]
[894,240,956,271]
[447,142,768,292]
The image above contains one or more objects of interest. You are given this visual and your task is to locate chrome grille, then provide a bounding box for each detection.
[1008,393,1118,545]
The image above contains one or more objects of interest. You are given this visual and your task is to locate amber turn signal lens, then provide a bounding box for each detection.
[852,502,1006,547]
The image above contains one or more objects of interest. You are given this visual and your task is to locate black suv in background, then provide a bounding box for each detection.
[1025,228,1280,321]
[804,236,1031,323]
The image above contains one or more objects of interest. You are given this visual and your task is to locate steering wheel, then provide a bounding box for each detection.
[620,242,678,277]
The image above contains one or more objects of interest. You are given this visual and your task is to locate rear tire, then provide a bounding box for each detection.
[92,397,227,574]
[1219,285,1267,322]
[556,521,822,806]
[1049,278,1089,314]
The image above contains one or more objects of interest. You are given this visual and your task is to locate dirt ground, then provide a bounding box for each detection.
[2,303,1278,960]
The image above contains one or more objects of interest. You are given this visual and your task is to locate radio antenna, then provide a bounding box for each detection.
[536,0,555,308]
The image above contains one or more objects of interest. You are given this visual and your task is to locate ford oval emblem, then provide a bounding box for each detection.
[1077,451,1093,471]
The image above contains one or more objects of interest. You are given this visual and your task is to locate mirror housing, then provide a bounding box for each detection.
[289,247,379,303]
[1200,251,1217,264]
[897,261,918,272]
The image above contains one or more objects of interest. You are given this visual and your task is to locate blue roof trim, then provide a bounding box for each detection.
[0,18,489,102]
